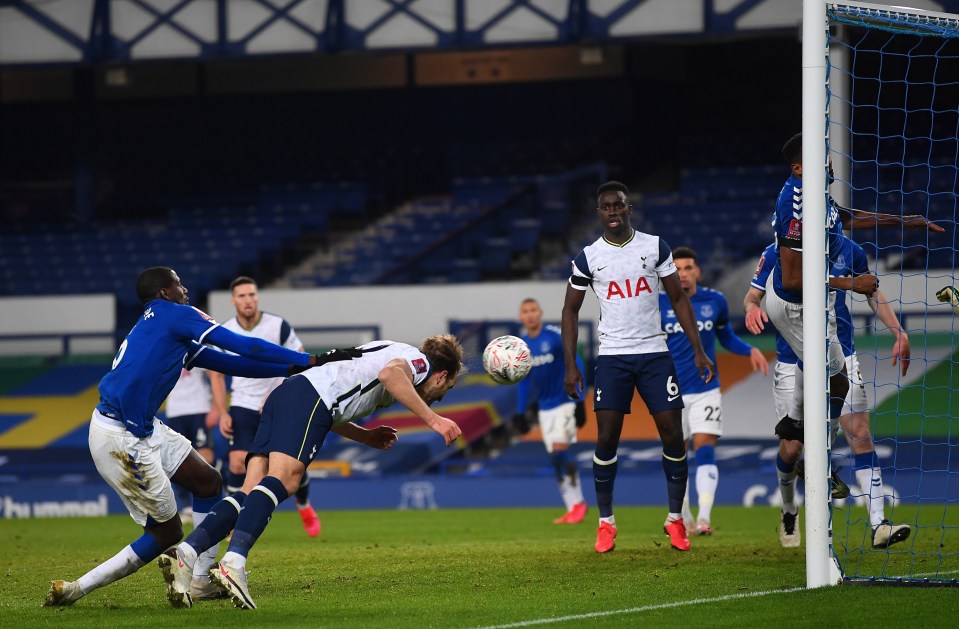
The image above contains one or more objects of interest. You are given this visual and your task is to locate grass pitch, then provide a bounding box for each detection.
[2,506,958,628]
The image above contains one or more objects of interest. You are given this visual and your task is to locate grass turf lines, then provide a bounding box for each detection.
[3,506,958,627]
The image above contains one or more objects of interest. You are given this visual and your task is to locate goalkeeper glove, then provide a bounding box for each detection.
[511,413,531,436]
[936,286,959,315]
[574,401,587,429]
[289,348,363,376]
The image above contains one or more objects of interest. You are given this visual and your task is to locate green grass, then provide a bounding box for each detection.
[3,507,958,628]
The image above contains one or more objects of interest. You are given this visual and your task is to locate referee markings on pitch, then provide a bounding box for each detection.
[469,586,806,629]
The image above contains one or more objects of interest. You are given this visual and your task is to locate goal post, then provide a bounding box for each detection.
[805,0,959,587]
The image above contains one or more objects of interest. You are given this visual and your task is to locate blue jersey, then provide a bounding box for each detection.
[516,325,584,413]
[830,236,870,357]
[98,300,219,438]
[659,287,753,394]
[771,175,846,303]
[751,244,799,365]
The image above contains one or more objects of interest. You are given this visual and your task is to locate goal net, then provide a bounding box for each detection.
[808,0,959,585]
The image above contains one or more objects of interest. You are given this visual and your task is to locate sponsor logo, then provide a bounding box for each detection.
[530,353,555,367]
[605,277,653,300]
[663,320,714,334]
[1,494,109,518]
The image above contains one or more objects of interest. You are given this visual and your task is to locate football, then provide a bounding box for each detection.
[482,335,532,385]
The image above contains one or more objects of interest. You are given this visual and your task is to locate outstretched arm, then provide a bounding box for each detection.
[187,345,291,378]
[378,359,461,446]
[205,326,312,367]
[332,422,398,450]
[662,273,714,383]
[838,204,944,233]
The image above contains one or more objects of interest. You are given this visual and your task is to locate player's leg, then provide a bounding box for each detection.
[771,360,802,547]
[227,406,260,494]
[542,403,586,524]
[47,412,187,607]
[163,413,196,515]
[591,355,631,552]
[294,472,321,537]
[638,353,689,551]
[684,390,723,535]
[679,405,695,532]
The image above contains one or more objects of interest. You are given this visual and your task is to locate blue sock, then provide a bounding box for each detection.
[295,473,310,506]
[192,493,221,515]
[829,395,844,421]
[662,447,688,514]
[593,449,618,519]
[186,492,246,555]
[130,531,165,562]
[854,451,879,471]
[695,445,716,467]
[550,450,570,482]
[227,476,289,558]
[776,453,796,474]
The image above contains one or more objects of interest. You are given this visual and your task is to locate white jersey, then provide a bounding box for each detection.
[165,367,211,417]
[299,341,431,426]
[569,229,676,355]
[222,311,303,410]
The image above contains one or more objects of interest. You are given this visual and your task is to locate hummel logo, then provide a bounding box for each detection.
[667,394,680,402]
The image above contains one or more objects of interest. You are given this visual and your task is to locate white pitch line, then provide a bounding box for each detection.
[468,586,806,629]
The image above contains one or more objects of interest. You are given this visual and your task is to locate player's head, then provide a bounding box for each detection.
[136,267,188,305]
[671,246,701,295]
[518,298,543,333]
[596,180,632,237]
[783,133,803,178]
[418,334,466,404]
[230,276,259,319]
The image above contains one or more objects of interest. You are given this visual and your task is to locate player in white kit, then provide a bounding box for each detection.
[160,335,464,609]
[220,276,321,537]
[562,181,714,554]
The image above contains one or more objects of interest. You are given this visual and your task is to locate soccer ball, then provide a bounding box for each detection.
[482,335,532,385]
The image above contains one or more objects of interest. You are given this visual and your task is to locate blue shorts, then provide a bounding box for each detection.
[250,375,334,467]
[164,413,211,450]
[593,352,684,415]
[228,406,262,452]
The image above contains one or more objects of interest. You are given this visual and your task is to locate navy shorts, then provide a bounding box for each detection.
[250,375,333,467]
[228,406,262,452]
[164,413,211,450]
[593,352,685,415]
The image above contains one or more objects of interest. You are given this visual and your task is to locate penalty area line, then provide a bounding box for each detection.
[469,586,806,629]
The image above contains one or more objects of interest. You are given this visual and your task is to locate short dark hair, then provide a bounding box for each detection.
[596,180,630,200]
[230,276,257,292]
[136,267,175,304]
[782,133,802,165]
[672,246,698,262]
[420,334,466,382]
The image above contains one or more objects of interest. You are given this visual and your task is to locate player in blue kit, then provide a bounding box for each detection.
[562,181,715,554]
[660,247,769,536]
[45,267,318,607]
[513,298,588,524]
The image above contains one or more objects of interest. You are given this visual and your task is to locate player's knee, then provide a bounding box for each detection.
[150,516,184,548]
[279,472,304,497]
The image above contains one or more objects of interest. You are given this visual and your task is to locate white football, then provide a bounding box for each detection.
[482,335,532,385]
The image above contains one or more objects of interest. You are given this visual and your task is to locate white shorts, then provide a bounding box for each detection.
[681,389,723,440]
[773,360,797,421]
[843,353,868,413]
[765,284,844,377]
[539,402,578,453]
[88,410,193,526]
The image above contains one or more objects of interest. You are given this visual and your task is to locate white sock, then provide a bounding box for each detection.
[221,550,247,571]
[191,510,219,580]
[681,479,694,522]
[559,473,585,509]
[600,515,616,526]
[855,466,886,528]
[778,469,798,512]
[177,541,198,569]
[791,368,805,420]
[696,464,718,523]
[75,545,145,595]
[667,512,683,522]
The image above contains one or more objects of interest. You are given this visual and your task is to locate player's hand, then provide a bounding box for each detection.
[574,401,587,429]
[695,350,715,384]
[902,215,945,233]
[564,366,583,399]
[851,274,879,297]
[365,426,399,450]
[749,347,770,377]
[936,286,959,314]
[429,415,461,446]
[511,413,531,435]
[744,305,768,335]
[289,348,363,376]
[204,408,219,429]
[891,331,911,377]
[219,412,233,439]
